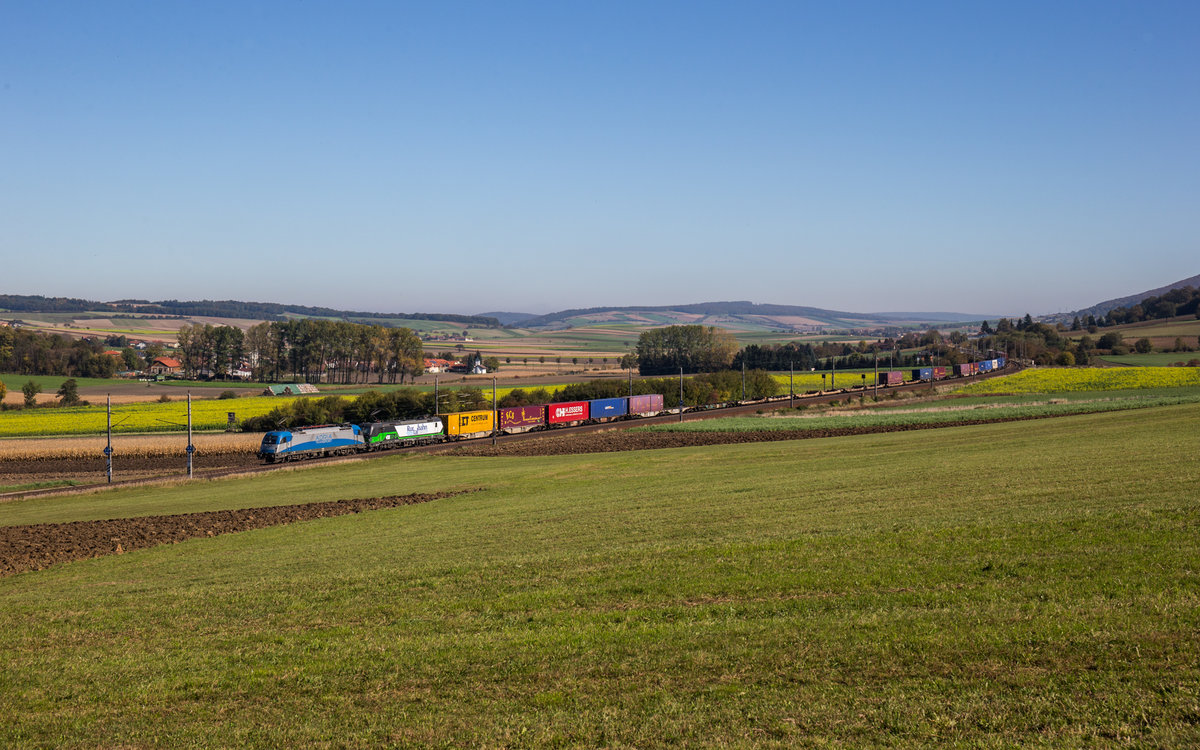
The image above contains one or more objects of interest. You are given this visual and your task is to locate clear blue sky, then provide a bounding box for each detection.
[3,1,1197,317]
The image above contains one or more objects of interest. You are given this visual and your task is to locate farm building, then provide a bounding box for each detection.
[262,384,320,396]
[149,357,182,376]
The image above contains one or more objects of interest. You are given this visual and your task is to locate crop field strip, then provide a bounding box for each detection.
[955,366,1200,393]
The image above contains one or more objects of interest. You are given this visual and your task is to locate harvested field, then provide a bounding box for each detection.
[0,432,260,460]
[0,433,263,488]
[0,490,469,577]
[0,453,261,490]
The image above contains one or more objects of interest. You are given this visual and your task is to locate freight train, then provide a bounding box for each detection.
[256,357,1008,463]
[257,394,666,462]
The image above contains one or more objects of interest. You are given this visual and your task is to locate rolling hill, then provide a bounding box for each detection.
[1055,273,1200,322]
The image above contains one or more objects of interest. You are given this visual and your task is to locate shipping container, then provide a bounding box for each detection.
[912,367,933,381]
[883,371,904,386]
[498,405,546,432]
[629,394,665,416]
[548,401,589,425]
[996,356,1007,368]
[977,360,993,372]
[589,397,628,421]
[442,410,495,438]
[933,366,948,380]
[956,363,975,377]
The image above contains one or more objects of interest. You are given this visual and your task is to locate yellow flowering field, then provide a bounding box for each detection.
[772,372,880,390]
[957,367,1200,394]
[0,396,291,438]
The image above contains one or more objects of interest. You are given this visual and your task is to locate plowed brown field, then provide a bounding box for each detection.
[0,490,470,577]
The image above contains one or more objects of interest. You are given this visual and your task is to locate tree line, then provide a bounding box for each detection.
[0,327,142,379]
[177,320,425,384]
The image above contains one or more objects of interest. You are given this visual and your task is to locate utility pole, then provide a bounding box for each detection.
[186,392,194,479]
[434,374,439,416]
[679,367,684,422]
[492,376,497,446]
[741,361,746,402]
[105,394,113,483]
[789,361,794,408]
[831,353,836,390]
[873,351,879,400]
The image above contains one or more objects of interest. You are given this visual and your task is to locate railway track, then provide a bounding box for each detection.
[1,365,1020,502]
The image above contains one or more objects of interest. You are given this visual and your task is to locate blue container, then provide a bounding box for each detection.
[911,367,933,381]
[977,360,994,372]
[589,397,629,421]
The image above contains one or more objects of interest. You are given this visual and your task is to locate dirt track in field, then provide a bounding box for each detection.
[0,490,470,577]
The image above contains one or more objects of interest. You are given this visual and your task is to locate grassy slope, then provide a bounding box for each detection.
[1,405,1199,746]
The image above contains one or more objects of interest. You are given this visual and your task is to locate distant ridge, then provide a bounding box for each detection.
[516,301,983,330]
[0,294,500,327]
[519,301,870,328]
[478,311,539,326]
[1060,273,1200,321]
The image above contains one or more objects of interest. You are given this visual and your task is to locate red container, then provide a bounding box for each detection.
[933,367,948,380]
[548,401,589,424]
[499,405,546,431]
[884,371,904,386]
[629,394,664,416]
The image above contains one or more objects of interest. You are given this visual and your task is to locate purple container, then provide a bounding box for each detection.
[629,394,665,416]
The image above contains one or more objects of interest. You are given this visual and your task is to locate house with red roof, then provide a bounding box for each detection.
[149,357,182,376]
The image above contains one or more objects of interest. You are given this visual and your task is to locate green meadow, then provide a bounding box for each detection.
[1,404,1198,746]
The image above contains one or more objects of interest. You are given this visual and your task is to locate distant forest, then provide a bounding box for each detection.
[0,295,498,327]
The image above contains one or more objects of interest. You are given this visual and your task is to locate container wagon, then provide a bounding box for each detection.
[498,405,546,434]
[589,397,628,422]
[629,394,664,417]
[548,401,589,426]
[443,410,495,439]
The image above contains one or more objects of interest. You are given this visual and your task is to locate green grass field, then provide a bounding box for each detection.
[638,388,1200,433]
[1,403,1198,746]
[1096,352,1200,367]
